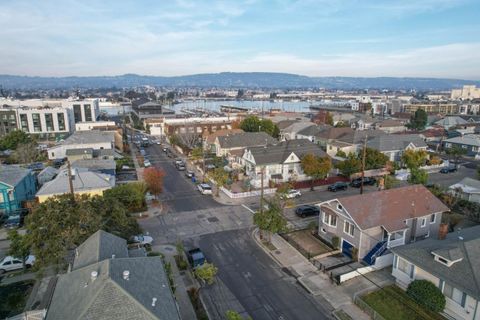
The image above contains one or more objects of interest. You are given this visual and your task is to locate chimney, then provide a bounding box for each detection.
[123,270,130,280]
[438,223,448,240]
[151,298,157,307]
[91,271,98,281]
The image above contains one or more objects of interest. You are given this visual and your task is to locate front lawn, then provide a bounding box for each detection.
[362,285,445,320]
[0,280,35,318]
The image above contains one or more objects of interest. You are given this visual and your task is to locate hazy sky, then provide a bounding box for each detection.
[0,0,479,79]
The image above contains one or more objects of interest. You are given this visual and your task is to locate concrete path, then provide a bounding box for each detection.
[253,229,371,320]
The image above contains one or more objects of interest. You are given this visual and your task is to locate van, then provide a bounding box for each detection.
[197,183,212,195]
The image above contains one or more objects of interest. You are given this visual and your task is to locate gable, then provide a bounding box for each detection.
[283,152,300,163]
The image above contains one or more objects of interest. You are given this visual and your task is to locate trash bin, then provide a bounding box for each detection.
[192,176,196,183]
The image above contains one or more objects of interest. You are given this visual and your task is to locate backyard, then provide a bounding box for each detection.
[281,229,333,258]
[361,285,446,320]
[0,280,35,318]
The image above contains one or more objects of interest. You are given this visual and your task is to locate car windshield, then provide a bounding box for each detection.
[202,185,211,190]
[137,236,144,241]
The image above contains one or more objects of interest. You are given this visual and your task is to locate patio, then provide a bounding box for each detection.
[281,229,333,259]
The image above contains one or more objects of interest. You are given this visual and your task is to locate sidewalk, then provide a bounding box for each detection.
[252,229,371,320]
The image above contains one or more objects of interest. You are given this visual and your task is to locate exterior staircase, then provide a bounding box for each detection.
[362,240,388,265]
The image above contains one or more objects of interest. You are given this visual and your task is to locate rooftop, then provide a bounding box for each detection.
[61,130,115,146]
[449,177,480,194]
[0,165,32,187]
[367,134,427,152]
[217,131,276,149]
[392,225,480,300]
[247,139,327,165]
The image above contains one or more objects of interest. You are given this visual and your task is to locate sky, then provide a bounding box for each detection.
[0,0,479,79]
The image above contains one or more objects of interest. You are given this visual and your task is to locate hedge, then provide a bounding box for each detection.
[406,280,446,312]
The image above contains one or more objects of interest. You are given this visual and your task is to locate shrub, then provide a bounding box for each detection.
[406,280,446,312]
[331,236,340,249]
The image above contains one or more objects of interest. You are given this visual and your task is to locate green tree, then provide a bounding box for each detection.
[104,182,146,213]
[7,230,30,261]
[301,153,332,190]
[383,175,400,189]
[239,116,280,138]
[335,153,362,178]
[408,109,428,131]
[0,130,31,150]
[364,148,389,170]
[253,198,288,241]
[24,194,140,268]
[445,145,467,169]
[408,168,428,185]
[194,262,218,285]
[190,147,203,161]
[325,112,334,126]
[13,142,40,164]
[335,150,347,158]
[210,168,229,196]
[402,149,428,169]
[226,310,252,320]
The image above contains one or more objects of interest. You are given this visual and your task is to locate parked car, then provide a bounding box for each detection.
[295,205,320,218]
[162,147,168,152]
[174,158,184,166]
[185,170,195,178]
[187,248,206,268]
[198,183,212,195]
[3,215,23,229]
[0,255,35,274]
[440,166,457,174]
[144,160,151,168]
[130,235,154,246]
[328,181,349,192]
[177,164,186,171]
[350,177,376,188]
[283,189,302,199]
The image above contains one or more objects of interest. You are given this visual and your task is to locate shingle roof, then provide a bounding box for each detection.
[392,225,480,300]
[316,127,354,140]
[218,132,276,149]
[46,257,180,320]
[0,165,32,187]
[36,169,115,197]
[66,148,93,156]
[73,230,128,270]
[62,131,115,145]
[248,139,327,165]
[281,121,315,134]
[332,185,449,232]
[449,177,480,194]
[297,125,330,137]
[204,129,243,144]
[444,135,480,147]
[72,159,116,172]
[435,116,468,127]
[367,134,427,151]
[276,120,297,130]
[335,129,386,145]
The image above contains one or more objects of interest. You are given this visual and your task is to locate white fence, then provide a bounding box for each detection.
[338,253,393,284]
[220,186,277,199]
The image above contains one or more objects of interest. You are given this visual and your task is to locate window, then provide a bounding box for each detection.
[57,113,66,131]
[20,114,29,132]
[443,283,467,307]
[73,104,82,123]
[323,213,337,227]
[32,113,42,132]
[84,104,92,121]
[344,221,354,236]
[397,257,410,275]
[45,113,54,131]
[430,214,436,224]
[420,218,426,228]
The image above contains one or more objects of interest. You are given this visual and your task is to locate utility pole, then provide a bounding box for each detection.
[260,167,265,213]
[360,134,368,195]
[67,160,75,201]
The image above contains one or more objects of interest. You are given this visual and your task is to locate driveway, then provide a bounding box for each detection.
[194,229,333,320]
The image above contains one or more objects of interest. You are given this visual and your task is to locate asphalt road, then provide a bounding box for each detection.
[195,229,332,320]
[141,140,222,212]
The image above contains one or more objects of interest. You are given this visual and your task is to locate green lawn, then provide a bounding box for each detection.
[362,285,446,320]
[0,280,35,318]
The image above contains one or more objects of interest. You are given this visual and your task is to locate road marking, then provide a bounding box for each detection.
[242,204,255,214]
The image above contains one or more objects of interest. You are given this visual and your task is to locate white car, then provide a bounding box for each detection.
[284,189,302,199]
[198,183,212,195]
[131,235,154,246]
[144,160,151,167]
[0,255,35,273]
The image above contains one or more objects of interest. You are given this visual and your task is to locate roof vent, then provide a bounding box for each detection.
[123,270,130,280]
[151,297,157,307]
[91,271,98,281]
[112,254,115,259]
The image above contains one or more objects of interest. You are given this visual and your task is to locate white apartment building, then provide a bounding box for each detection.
[451,85,480,100]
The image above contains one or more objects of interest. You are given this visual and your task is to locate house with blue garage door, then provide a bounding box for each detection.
[0,165,37,214]
[316,185,449,267]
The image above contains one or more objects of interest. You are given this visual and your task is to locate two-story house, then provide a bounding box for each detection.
[317,185,449,266]
[391,225,480,320]
[0,165,37,214]
[242,139,327,188]
[214,131,276,161]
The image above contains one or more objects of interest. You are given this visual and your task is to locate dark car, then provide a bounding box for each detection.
[440,166,457,174]
[3,215,23,229]
[328,181,349,192]
[295,205,320,218]
[187,248,206,268]
[350,177,376,188]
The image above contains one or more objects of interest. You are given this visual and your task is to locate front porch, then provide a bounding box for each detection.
[383,228,407,249]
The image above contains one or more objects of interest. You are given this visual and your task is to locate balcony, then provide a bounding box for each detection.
[386,230,406,249]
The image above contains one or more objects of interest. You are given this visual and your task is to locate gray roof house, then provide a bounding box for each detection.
[37,166,59,186]
[242,139,328,187]
[443,135,480,157]
[48,130,115,160]
[46,230,180,320]
[36,169,115,202]
[72,159,116,176]
[214,132,276,158]
[391,225,480,320]
[435,116,468,129]
[296,125,330,143]
[279,121,316,141]
[367,134,427,162]
[449,177,480,204]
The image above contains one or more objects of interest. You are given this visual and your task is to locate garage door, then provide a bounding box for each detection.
[342,239,353,258]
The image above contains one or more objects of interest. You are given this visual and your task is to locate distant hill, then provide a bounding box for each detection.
[0,72,478,90]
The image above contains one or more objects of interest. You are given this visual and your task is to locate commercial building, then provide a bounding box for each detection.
[451,85,480,100]
[404,103,459,115]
